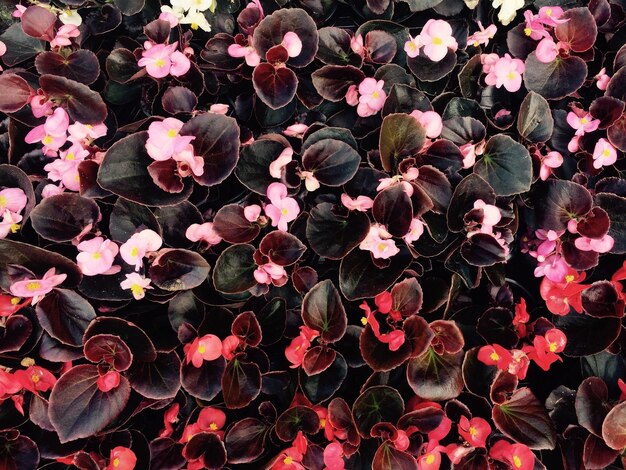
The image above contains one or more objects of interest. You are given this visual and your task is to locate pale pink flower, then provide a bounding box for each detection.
[0,41,5,71]
[460,143,478,168]
[574,234,614,253]
[480,53,500,74]
[172,145,204,177]
[209,104,229,114]
[538,6,568,26]
[159,11,179,27]
[138,42,190,78]
[264,183,300,232]
[244,204,262,222]
[10,268,67,304]
[568,135,580,153]
[284,123,309,138]
[484,54,525,92]
[377,168,419,195]
[119,229,163,270]
[67,122,107,143]
[467,22,497,47]
[269,147,293,179]
[404,218,425,244]
[120,273,153,300]
[146,118,195,161]
[12,5,26,18]
[341,194,374,212]
[419,19,458,62]
[50,25,80,49]
[474,199,501,227]
[566,112,600,136]
[254,261,287,285]
[298,170,320,192]
[30,92,53,118]
[535,38,558,63]
[592,138,618,169]
[410,110,443,139]
[0,188,27,215]
[0,211,22,239]
[76,237,121,276]
[44,143,89,191]
[539,151,563,180]
[185,222,222,246]
[359,224,399,259]
[523,11,550,40]
[404,35,421,58]
[357,78,386,118]
[345,85,359,106]
[227,39,261,67]
[41,184,63,198]
[25,108,70,156]
[350,35,365,56]
[595,68,611,91]
[282,32,302,58]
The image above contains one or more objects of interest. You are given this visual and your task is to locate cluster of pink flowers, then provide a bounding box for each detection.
[404,19,459,62]
[345,78,388,118]
[565,107,618,169]
[481,53,525,92]
[466,199,510,256]
[466,22,498,48]
[10,268,67,305]
[0,187,27,240]
[138,41,191,79]
[145,118,204,177]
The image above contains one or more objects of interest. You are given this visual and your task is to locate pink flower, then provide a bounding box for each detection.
[484,54,525,92]
[244,204,262,222]
[67,122,107,143]
[146,118,195,161]
[0,41,5,71]
[538,6,568,26]
[574,234,614,253]
[566,111,600,136]
[350,34,365,56]
[264,183,300,232]
[25,107,70,156]
[119,229,163,270]
[535,37,558,63]
[282,32,302,57]
[0,211,22,239]
[50,25,80,48]
[297,170,320,192]
[285,335,311,368]
[467,22,497,47]
[410,110,443,139]
[221,335,240,360]
[523,11,550,40]
[474,199,501,227]
[284,123,309,138]
[269,147,294,179]
[30,91,53,118]
[0,188,27,215]
[209,103,229,114]
[106,447,137,470]
[185,335,223,367]
[44,142,89,191]
[460,143,478,168]
[323,442,344,470]
[159,11,179,27]
[357,78,386,117]
[76,237,121,276]
[185,222,222,246]
[568,135,580,152]
[198,407,226,433]
[10,268,67,304]
[41,183,63,198]
[172,145,204,177]
[592,138,617,169]
[138,42,190,78]
[120,273,153,300]
[490,441,535,470]
[359,224,399,259]
[345,84,359,106]
[404,34,421,58]
[458,416,491,448]
[480,53,500,74]
[539,151,563,180]
[419,19,458,62]
[404,218,425,244]
[595,68,611,90]
[254,261,287,286]
[341,194,374,212]
[227,39,261,67]
[97,370,121,393]
[534,253,569,282]
[12,5,26,18]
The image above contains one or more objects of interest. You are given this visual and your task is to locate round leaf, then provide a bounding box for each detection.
[302,280,347,343]
[474,135,532,196]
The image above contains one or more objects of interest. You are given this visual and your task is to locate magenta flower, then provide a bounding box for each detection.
[539,151,563,180]
[120,273,153,300]
[484,54,525,92]
[50,25,80,49]
[535,37,558,63]
[534,253,569,282]
[269,147,294,179]
[44,143,89,191]
[566,111,600,136]
[592,138,617,169]
[10,268,67,304]
[185,222,222,246]
[356,78,386,118]
[25,107,70,156]
[359,224,399,259]
[419,19,458,62]
[341,194,374,212]
[119,229,163,270]
[145,118,195,161]
[76,237,121,276]
[410,110,443,139]
[281,32,302,58]
[138,42,190,78]
[264,183,300,232]
[0,188,27,215]
[467,22,497,47]
[404,34,421,58]
[227,38,261,67]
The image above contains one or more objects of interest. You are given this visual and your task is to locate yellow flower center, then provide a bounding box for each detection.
[524,28,532,36]
[283,456,293,465]
[191,23,199,30]
[66,153,75,161]
[198,345,206,354]
[167,129,178,138]
[43,135,54,145]
[490,352,500,361]
[130,247,139,257]
[74,174,80,182]
[10,297,20,305]
[546,8,552,16]
[425,454,435,464]
[10,224,20,233]
[281,208,289,216]
[372,91,380,98]
[209,422,218,430]
[377,243,387,252]
[473,40,479,47]
[113,458,120,468]
[155,58,166,68]
[408,42,417,51]
[603,149,611,157]
[31,374,40,383]
[26,282,41,291]
[130,284,144,296]
[549,342,558,352]
[580,118,588,124]
[469,426,478,436]
[432,37,443,45]
[565,275,575,283]
[0,195,7,208]
[513,455,522,468]
[507,72,516,80]
[361,317,368,325]
[92,252,102,259]
[320,418,326,428]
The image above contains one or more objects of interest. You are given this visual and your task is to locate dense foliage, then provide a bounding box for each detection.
[0,0,626,468]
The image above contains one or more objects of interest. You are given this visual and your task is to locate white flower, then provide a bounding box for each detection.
[59,9,82,26]
[180,10,212,32]
[161,5,187,20]
[171,0,216,13]
[492,0,524,25]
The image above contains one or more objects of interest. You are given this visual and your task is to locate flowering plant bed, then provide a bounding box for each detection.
[0,0,626,468]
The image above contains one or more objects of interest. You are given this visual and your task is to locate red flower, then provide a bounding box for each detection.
[393,429,410,451]
[507,349,530,380]
[0,294,30,317]
[97,370,121,392]
[0,369,21,397]
[106,447,137,470]
[160,403,180,438]
[477,344,512,370]
[540,270,586,315]
[285,325,319,368]
[184,334,223,367]
[221,335,240,360]
[418,440,444,470]
[14,366,56,393]
[359,301,406,351]
[270,447,305,470]
[513,298,529,337]
[525,329,566,371]
[197,406,226,437]
[490,440,534,470]
[457,416,491,448]
[618,378,626,401]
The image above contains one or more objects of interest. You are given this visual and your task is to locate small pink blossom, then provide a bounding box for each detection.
[568,135,580,153]
[474,199,501,227]
[254,261,287,285]
[404,218,425,244]
[323,442,344,470]
[0,210,22,239]
[264,183,300,232]
[282,32,302,58]
[0,188,27,215]
[341,194,374,212]
[172,145,204,177]
[284,123,309,138]
[97,370,121,393]
[460,142,479,168]
[574,234,614,253]
[146,118,195,161]
[566,111,600,136]
[345,84,359,106]
[0,41,5,71]
[185,222,222,246]
[119,229,163,270]
[12,5,26,18]
[244,204,262,222]
[534,253,569,282]
[269,147,293,179]
[297,170,320,192]
[138,42,190,78]
[419,19,458,62]
[227,39,261,67]
[30,91,53,118]
[350,34,365,56]
[159,11,179,27]
[185,335,223,367]
[10,268,67,304]
[44,143,89,191]
[359,224,399,259]
[467,22,497,47]
[357,78,386,117]
[592,138,617,169]
[41,184,63,198]
[538,6,568,26]
[480,53,499,74]
[484,54,525,92]
[25,107,70,156]
[209,103,229,114]
[50,25,80,49]
[539,151,563,180]
[404,34,421,58]
[76,237,121,276]
[410,110,443,139]
[221,335,240,360]
[535,37,558,63]
[595,68,611,91]
[523,11,550,40]
[68,122,107,143]
[120,273,153,300]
